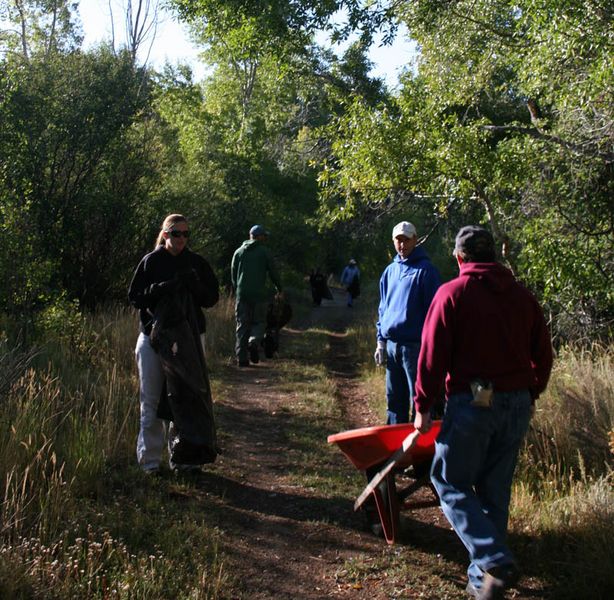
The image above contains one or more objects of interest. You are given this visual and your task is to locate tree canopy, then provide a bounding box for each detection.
[315,0,613,338]
[0,0,611,340]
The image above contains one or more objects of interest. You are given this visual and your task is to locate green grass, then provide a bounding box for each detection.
[337,547,463,599]
[1,291,613,599]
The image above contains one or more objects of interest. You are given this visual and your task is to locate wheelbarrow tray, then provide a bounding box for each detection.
[327,422,440,471]
[328,422,442,544]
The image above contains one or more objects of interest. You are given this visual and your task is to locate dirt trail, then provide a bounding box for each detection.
[185,290,543,599]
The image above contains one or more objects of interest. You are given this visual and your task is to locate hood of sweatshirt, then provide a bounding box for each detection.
[459,261,516,294]
[394,245,430,266]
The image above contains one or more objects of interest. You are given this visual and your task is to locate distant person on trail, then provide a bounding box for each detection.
[413,226,553,600]
[340,259,360,307]
[309,267,332,306]
[374,221,440,424]
[231,225,283,367]
[128,214,220,475]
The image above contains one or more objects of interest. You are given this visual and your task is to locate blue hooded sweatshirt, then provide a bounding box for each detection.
[376,246,441,344]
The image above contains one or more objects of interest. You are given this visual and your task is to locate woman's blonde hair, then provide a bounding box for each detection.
[154,214,187,249]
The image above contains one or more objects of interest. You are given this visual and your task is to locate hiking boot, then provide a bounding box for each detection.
[478,564,519,600]
[143,467,161,477]
[248,341,259,364]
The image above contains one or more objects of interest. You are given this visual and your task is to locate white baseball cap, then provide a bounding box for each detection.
[392,221,417,239]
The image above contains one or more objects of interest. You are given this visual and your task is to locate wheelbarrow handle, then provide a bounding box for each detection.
[353,430,421,511]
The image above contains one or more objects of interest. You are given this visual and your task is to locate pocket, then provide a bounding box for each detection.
[446,394,492,438]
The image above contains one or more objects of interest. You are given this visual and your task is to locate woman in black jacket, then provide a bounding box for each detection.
[128,214,219,474]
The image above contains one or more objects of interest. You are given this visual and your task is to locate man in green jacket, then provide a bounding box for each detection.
[231,225,283,366]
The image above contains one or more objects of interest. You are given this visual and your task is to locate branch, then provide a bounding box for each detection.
[482,124,614,163]
[125,0,160,63]
[447,6,543,49]
[417,196,460,247]
[44,0,59,59]
[311,70,352,95]
[13,0,30,60]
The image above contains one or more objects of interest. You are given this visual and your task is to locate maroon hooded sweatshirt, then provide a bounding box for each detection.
[414,261,553,414]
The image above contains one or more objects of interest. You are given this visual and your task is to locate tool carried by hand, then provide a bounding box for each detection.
[353,429,420,511]
[328,422,441,543]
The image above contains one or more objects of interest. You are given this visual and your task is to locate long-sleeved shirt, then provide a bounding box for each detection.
[231,239,282,303]
[340,265,360,287]
[128,245,219,335]
[415,261,553,413]
[376,247,441,345]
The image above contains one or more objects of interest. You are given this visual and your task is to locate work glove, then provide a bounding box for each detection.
[373,341,386,366]
[147,278,179,300]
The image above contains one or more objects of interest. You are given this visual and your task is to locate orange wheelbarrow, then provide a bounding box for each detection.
[328,422,441,544]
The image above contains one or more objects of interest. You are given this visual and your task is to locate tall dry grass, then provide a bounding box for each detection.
[522,345,613,480]
[203,293,236,370]
[0,298,235,599]
[346,291,614,596]
[512,345,614,598]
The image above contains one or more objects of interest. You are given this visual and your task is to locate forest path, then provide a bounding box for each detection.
[186,289,544,599]
[203,290,387,598]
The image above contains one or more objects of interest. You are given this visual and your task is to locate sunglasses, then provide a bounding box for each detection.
[167,230,190,239]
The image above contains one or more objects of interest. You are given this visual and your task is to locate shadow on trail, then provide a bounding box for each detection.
[281,292,359,374]
[398,512,465,559]
[178,469,354,528]
[169,466,467,569]
[202,394,466,569]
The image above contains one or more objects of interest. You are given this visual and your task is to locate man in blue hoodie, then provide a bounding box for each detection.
[374,221,441,423]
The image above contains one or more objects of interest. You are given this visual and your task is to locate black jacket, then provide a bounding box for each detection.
[128,246,219,335]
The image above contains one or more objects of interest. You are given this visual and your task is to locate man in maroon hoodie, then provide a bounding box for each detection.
[413,226,553,600]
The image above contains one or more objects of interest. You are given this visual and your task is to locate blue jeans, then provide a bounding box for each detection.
[431,390,532,590]
[385,341,420,424]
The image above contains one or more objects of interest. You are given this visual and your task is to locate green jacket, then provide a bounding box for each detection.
[231,239,282,303]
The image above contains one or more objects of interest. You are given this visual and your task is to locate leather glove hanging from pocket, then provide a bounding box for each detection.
[470,379,493,408]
